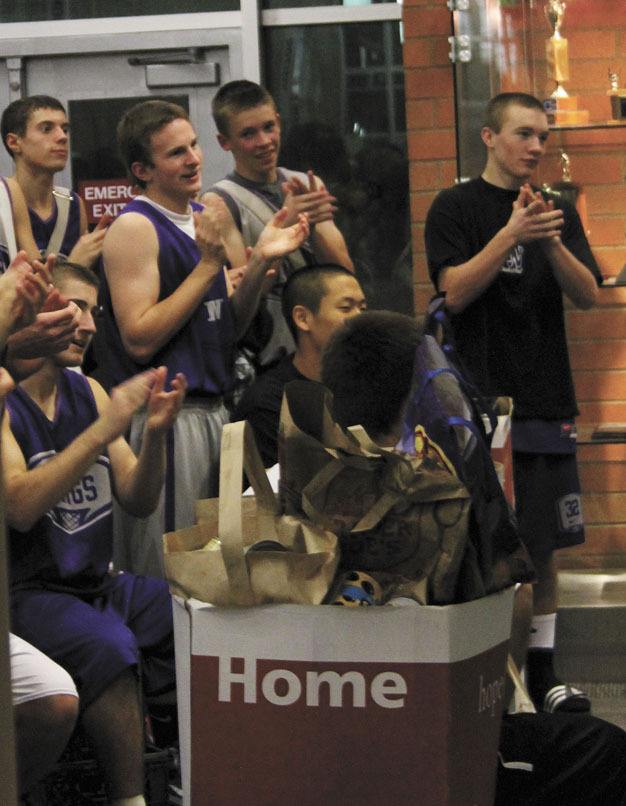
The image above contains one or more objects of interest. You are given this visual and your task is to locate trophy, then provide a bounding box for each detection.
[608,69,626,121]
[543,1,589,125]
[545,1,569,98]
[543,149,589,233]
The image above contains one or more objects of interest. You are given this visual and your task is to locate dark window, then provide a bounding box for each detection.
[264,20,413,314]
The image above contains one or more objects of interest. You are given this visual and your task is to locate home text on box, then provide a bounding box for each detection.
[78,179,137,224]
[218,656,408,709]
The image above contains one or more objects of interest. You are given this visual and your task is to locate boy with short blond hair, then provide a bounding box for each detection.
[204,80,353,367]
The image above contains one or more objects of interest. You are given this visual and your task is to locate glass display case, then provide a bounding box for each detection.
[452,0,626,282]
[451,1,625,146]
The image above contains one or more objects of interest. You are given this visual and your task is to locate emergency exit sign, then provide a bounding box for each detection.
[78,179,138,224]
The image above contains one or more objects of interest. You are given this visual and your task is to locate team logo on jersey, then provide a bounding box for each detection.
[501,245,524,275]
[55,507,93,532]
[204,298,223,322]
[36,455,112,534]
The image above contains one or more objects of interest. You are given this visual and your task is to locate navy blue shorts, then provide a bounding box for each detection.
[11,572,174,710]
[513,451,585,560]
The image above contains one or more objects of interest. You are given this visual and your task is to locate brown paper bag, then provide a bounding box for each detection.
[279,381,472,604]
[163,420,339,606]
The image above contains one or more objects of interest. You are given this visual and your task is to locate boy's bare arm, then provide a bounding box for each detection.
[103,212,223,364]
[438,187,564,313]
[199,191,249,273]
[282,171,354,271]
[6,177,40,261]
[229,208,309,338]
[89,368,187,517]
[2,368,185,531]
[67,201,113,269]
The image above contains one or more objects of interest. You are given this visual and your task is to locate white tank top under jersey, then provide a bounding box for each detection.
[134,195,196,240]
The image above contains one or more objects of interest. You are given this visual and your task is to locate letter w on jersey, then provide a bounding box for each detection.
[204,299,223,322]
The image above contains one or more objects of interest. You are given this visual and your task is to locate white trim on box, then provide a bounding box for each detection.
[184,588,515,665]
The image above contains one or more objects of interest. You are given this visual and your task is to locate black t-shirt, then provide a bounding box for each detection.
[231,356,305,467]
[425,177,602,420]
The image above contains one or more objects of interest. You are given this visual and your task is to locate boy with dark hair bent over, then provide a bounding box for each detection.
[322,311,626,806]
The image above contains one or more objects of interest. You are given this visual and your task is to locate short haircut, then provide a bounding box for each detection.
[117,99,189,188]
[484,92,545,133]
[52,259,99,290]
[212,80,276,137]
[321,311,422,440]
[281,264,356,341]
[1,95,66,158]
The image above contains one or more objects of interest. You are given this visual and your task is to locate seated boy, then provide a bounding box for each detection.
[0,248,80,798]
[2,260,186,806]
[232,263,365,467]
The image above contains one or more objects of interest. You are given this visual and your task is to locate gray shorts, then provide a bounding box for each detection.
[113,396,229,578]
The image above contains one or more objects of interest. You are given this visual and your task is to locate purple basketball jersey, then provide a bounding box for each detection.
[6,370,113,584]
[98,198,236,394]
[29,190,81,259]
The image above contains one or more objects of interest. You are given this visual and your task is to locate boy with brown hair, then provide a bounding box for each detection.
[3,260,187,806]
[1,95,110,268]
[100,98,309,577]
[204,80,353,367]
[424,92,601,713]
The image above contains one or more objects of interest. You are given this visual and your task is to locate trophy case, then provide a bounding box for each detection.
[452,0,626,282]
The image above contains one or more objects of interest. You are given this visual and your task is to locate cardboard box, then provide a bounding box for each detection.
[173,588,514,806]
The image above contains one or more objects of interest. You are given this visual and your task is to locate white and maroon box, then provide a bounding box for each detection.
[173,587,514,806]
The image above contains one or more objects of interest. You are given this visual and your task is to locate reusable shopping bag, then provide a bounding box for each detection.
[163,420,338,606]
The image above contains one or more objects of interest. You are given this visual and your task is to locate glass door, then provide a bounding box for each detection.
[11,46,234,211]
[452,0,535,181]
[0,18,244,200]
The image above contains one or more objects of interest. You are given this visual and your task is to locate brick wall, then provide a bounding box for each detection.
[403,0,456,315]
[402,0,626,568]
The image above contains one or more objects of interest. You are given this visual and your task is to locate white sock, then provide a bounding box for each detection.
[528,612,556,650]
[110,797,146,806]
